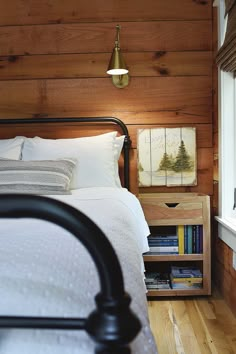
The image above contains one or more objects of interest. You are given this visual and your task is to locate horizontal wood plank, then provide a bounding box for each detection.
[0,0,212,26]
[0,77,212,123]
[0,52,212,80]
[46,77,213,122]
[0,111,212,125]
[0,123,212,149]
[0,21,212,56]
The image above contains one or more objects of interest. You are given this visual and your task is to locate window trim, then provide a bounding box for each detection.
[215,0,236,251]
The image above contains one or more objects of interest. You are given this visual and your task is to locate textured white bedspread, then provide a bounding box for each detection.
[0,188,158,354]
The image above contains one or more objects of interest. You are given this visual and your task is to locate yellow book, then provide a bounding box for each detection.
[171,277,203,283]
[178,225,184,254]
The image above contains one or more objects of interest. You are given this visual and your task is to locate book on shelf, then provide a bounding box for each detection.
[187,225,193,254]
[171,266,202,278]
[184,225,188,254]
[148,246,178,253]
[145,272,171,290]
[170,265,203,289]
[178,225,184,254]
[147,225,203,255]
[171,280,203,289]
[148,236,178,246]
[183,224,203,254]
[148,235,178,239]
[148,241,178,247]
[145,272,160,283]
[171,276,202,283]
[147,282,171,290]
[199,225,203,253]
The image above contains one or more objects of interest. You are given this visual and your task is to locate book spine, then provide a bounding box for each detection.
[192,225,197,253]
[171,278,203,283]
[187,225,193,254]
[149,246,179,252]
[184,225,188,254]
[199,225,203,253]
[149,235,178,239]
[195,225,200,253]
[178,225,184,254]
[148,240,178,246]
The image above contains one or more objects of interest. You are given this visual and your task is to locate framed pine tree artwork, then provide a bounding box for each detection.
[138,127,197,187]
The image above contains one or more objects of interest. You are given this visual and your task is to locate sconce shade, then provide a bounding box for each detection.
[107,46,129,75]
[106,24,129,88]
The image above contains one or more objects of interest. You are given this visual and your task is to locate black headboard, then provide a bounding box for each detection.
[0,117,132,190]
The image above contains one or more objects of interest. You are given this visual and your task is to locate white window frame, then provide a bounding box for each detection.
[214,0,236,252]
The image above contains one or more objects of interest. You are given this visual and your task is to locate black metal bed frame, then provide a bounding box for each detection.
[0,117,140,354]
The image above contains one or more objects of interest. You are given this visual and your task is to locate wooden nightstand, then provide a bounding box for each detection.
[139,193,211,297]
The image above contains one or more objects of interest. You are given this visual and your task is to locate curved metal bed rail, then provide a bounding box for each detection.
[0,117,132,190]
[0,194,141,354]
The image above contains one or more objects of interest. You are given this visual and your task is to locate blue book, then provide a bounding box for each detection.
[149,242,178,247]
[184,225,188,254]
[195,225,201,253]
[148,239,178,246]
[192,225,197,253]
[199,225,203,253]
[171,266,202,278]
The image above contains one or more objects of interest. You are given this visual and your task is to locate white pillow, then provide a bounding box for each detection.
[0,137,25,159]
[114,135,125,187]
[22,132,121,189]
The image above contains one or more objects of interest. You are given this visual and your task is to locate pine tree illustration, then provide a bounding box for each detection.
[159,152,173,171]
[173,140,192,172]
[138,162,144,172]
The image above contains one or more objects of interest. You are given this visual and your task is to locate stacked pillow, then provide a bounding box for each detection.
[0,158,76,195]
[0,132,125,193]
[0,137,24,159]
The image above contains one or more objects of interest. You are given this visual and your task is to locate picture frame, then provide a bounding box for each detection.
[138,127,197,187]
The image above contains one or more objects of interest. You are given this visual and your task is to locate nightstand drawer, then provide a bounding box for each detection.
[139,193,204,226]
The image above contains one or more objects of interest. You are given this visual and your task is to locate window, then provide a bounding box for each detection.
[215,0,236,251]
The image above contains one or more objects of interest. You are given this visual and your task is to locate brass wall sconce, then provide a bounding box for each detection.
[106,24,129,88]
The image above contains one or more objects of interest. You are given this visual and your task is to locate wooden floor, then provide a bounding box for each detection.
[147,290,236,354]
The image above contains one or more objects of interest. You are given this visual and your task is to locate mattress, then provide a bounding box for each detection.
[0,187,158,354]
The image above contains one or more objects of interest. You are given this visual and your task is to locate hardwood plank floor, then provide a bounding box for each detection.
[147,290,236,354]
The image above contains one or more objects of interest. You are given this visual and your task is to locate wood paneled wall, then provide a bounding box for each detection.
[0,0,213,196]
[2,0,235,318]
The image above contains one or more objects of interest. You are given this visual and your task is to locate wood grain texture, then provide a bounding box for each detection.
[0,51,212,80]
[0,21,212,56]
[0,0,217,307]
[0,77,212,122]
[214,239,236,317]
[0,0,212,26]
[148,290,236,354]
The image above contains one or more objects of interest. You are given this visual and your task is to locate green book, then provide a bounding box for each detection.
[187,225,193,254]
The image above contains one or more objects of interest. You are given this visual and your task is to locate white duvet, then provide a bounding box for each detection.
[0,187,158,354]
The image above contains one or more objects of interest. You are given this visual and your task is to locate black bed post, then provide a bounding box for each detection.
[0,194,141,353]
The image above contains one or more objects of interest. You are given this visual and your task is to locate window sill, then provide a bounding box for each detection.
[215,216,236,251]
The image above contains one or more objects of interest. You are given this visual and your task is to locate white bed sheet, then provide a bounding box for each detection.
[0,187,157,354]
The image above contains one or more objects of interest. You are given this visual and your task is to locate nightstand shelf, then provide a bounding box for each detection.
[139,193,211,297]
[143,254,204,262]
[144,288,208,297]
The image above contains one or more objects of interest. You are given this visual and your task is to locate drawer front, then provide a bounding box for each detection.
[140,199,203,225]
